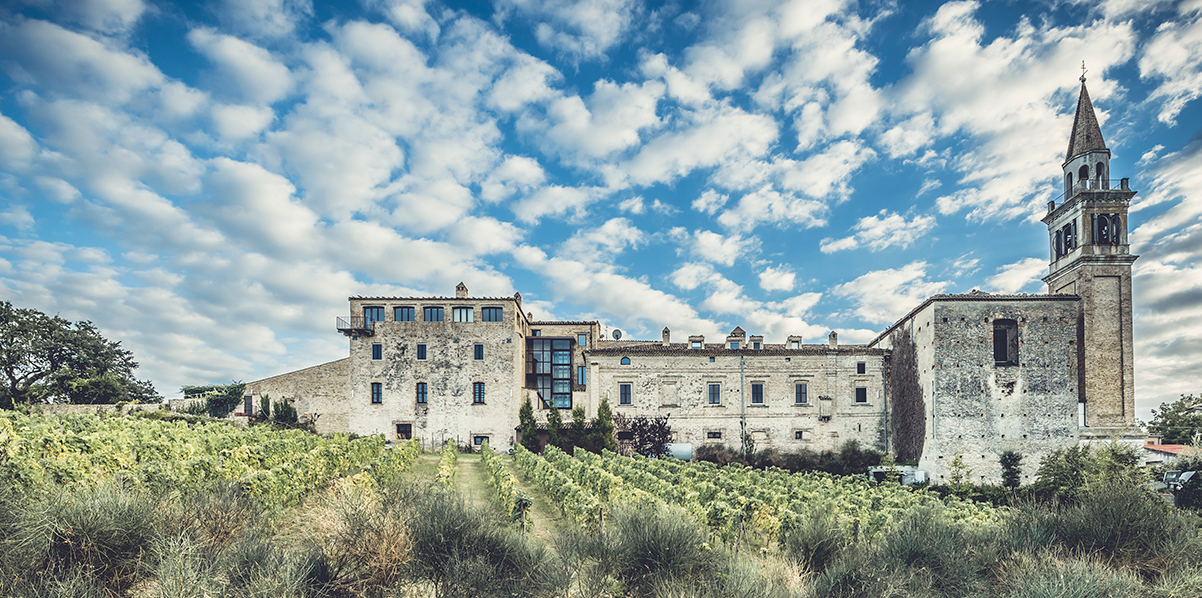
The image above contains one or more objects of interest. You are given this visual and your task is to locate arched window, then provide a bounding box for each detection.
[1054,230,1064,258]
[1095,162,1106,188]
[1097,214,1111,244]
[1108,214,1122,245]
[1065,172,1073,197]
[1078,165,1089,188]
[620,357,631,365]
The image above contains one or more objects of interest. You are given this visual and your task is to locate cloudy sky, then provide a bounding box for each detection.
[1,0,1199,420]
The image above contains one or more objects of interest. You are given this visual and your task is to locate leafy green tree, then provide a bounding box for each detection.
[545,406,563,451]
[272,397,298,424]
[518,395,540,453]
[1148,394,1202,445]
[568,405,587,451]
[1034,442,1144,502]
[1000,450,1023,489]
[589,399,617,453]
[0,301,159,409]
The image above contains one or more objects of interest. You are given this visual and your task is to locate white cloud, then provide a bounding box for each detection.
[496,0,639,60]
[715,185,828,232]
[48,0,148,33]
[213,0,314,39]
[523,79,664,160]
[188,28,293,104]
[0,205,34,231]
[672,228,755,266]
[984,257,1047,293]
[692,189,728,214]
[820,210,936,253]
[211,104,274,140]
[758,265,795,292]
[372,0,439,40]
[559,217,645,263]
[832,261,950,324]
[480,155,546,202]
[487,54,561,112]
[1138,2,1202,125]
[0,114,38,172]
[512,185,604,223]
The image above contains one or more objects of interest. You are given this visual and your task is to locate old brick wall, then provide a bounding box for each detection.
[247,358,351,434]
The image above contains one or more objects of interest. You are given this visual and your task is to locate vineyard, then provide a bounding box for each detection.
[2,410,1200,598]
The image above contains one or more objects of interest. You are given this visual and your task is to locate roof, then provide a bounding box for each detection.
[587,342,886,357]
[529,321,600,326]
[1066,80,1107,161]
[869,291,1080,347]
[349,296,519,302]
[1144,444,1201,458]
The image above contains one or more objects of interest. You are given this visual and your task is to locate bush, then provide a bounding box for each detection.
[780,505,848,573]
[994,553,1143,598]
[607,504,718,595]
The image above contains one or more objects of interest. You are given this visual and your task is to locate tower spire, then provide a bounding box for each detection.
[1065,70,1106,162]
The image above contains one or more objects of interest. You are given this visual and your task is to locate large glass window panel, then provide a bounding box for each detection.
[423,306,444,322]
[395,307,414,321]
[364,307,384,324]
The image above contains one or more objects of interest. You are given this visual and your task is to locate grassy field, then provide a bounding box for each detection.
[2,411,1201,598]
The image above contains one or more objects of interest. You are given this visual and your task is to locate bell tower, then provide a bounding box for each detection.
[1041,70,1137,428]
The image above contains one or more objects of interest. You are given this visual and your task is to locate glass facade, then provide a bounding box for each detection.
[529,338,573,408]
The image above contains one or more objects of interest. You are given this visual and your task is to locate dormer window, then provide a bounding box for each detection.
[691,341,702,349]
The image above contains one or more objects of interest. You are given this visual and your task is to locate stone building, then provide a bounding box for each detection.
[246,77,1141,484]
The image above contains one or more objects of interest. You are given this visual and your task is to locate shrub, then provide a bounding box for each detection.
[780,505,848,573]
[1001,450,1023,489]
[607,504,718,595]
[994,553,1143,598]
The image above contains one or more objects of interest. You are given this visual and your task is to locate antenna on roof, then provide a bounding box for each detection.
[612,329,622,340]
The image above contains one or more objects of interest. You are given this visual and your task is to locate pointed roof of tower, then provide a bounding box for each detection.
[1065,78,1107,161]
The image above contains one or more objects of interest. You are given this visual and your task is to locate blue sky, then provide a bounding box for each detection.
[1,0,1200,421]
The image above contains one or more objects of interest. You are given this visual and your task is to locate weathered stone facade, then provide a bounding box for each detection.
[869,295,1081,484]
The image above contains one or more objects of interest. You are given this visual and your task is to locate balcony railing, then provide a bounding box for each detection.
[336,316,375,336]
[1048,178,1129,212]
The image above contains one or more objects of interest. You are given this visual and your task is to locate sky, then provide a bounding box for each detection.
[1,0,1200,422]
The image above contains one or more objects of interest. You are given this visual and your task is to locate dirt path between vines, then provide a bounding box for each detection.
[503,454,575,546]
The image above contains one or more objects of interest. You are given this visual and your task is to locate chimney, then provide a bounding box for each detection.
[455,282,468,298]
[662,327,671,347]
[828,331,838,347]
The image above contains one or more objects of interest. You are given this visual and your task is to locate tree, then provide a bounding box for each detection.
[1148,394,1202,445]
[1000,450,1023,489]
[590,400,617,453]
[0,302,159,409]
[518,395,540,453]
[545,406,563,451]
[613,412,672,457]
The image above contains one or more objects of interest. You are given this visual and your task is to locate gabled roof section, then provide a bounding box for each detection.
[1066,80,1107,161]
[729,326,746,337]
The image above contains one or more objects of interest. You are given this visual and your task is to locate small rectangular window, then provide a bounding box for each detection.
[532,329,541,336]
[577,366,586,385]
[619,383,631,405]
[993,319,1018,365]
[577,333,587,347]
[753,342,761,349]
[396,423,412,439]
[708,383,721,404]
[691,341,702,349]
[751,383,764,404]
[371,343,382,360]
[707,431,722,439]
[417,344,427,360]
[453,307,473,322]
[794,430,804,440]
[473,435,489,446]
[371,382,382,404]
[423,306,444,322]
[729,342,739,349]
[395,307,414,322]
[795,382,808,404]
[789,340,800,349]
[481,307,503,322]
[364,306,384,325]
[473,382,485,404]
[855,387,868,403]
[474,344,484,360]
[416,382,427,404]
[857,361,866,374]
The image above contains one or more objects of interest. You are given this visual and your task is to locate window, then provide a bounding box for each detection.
[691,340,702,349]
[753,342,761,349]
[371,382,382,404]
[474,344,484,360]
[789,340,800,349]
[482,307,503,322]
[729,342,739,349]
[372,343,382,360]
[452,307,473,322]
[794,430,805,440]
[577,366,586,385]
[395,307,414,322]
[577,333,587,347]
[751,383,764,404]
[423,306,444,322]
[708,357,715,362]
[993,319,1018,365]
[396,423,412,439]
[707,431,722,439]
[708,383,721,404]
[417,344,427,360]
[530,338,572,408]
[620,357,631,365]
[532,329,541,336]
[364,306,384,325]
[795,382,808,405]
[473,382,485,404]
[857,361,866,374]
[416,383,427,404]
[619,383,632,405]
[855,387,868,403]
[474,435,489,446]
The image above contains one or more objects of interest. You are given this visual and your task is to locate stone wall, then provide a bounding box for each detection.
[588,343,887,453]
[247,358,350,434]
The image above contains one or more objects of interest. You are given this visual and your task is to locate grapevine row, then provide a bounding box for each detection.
[512,444,600,527]
[480,441,532,531]
[435,439,457,488]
